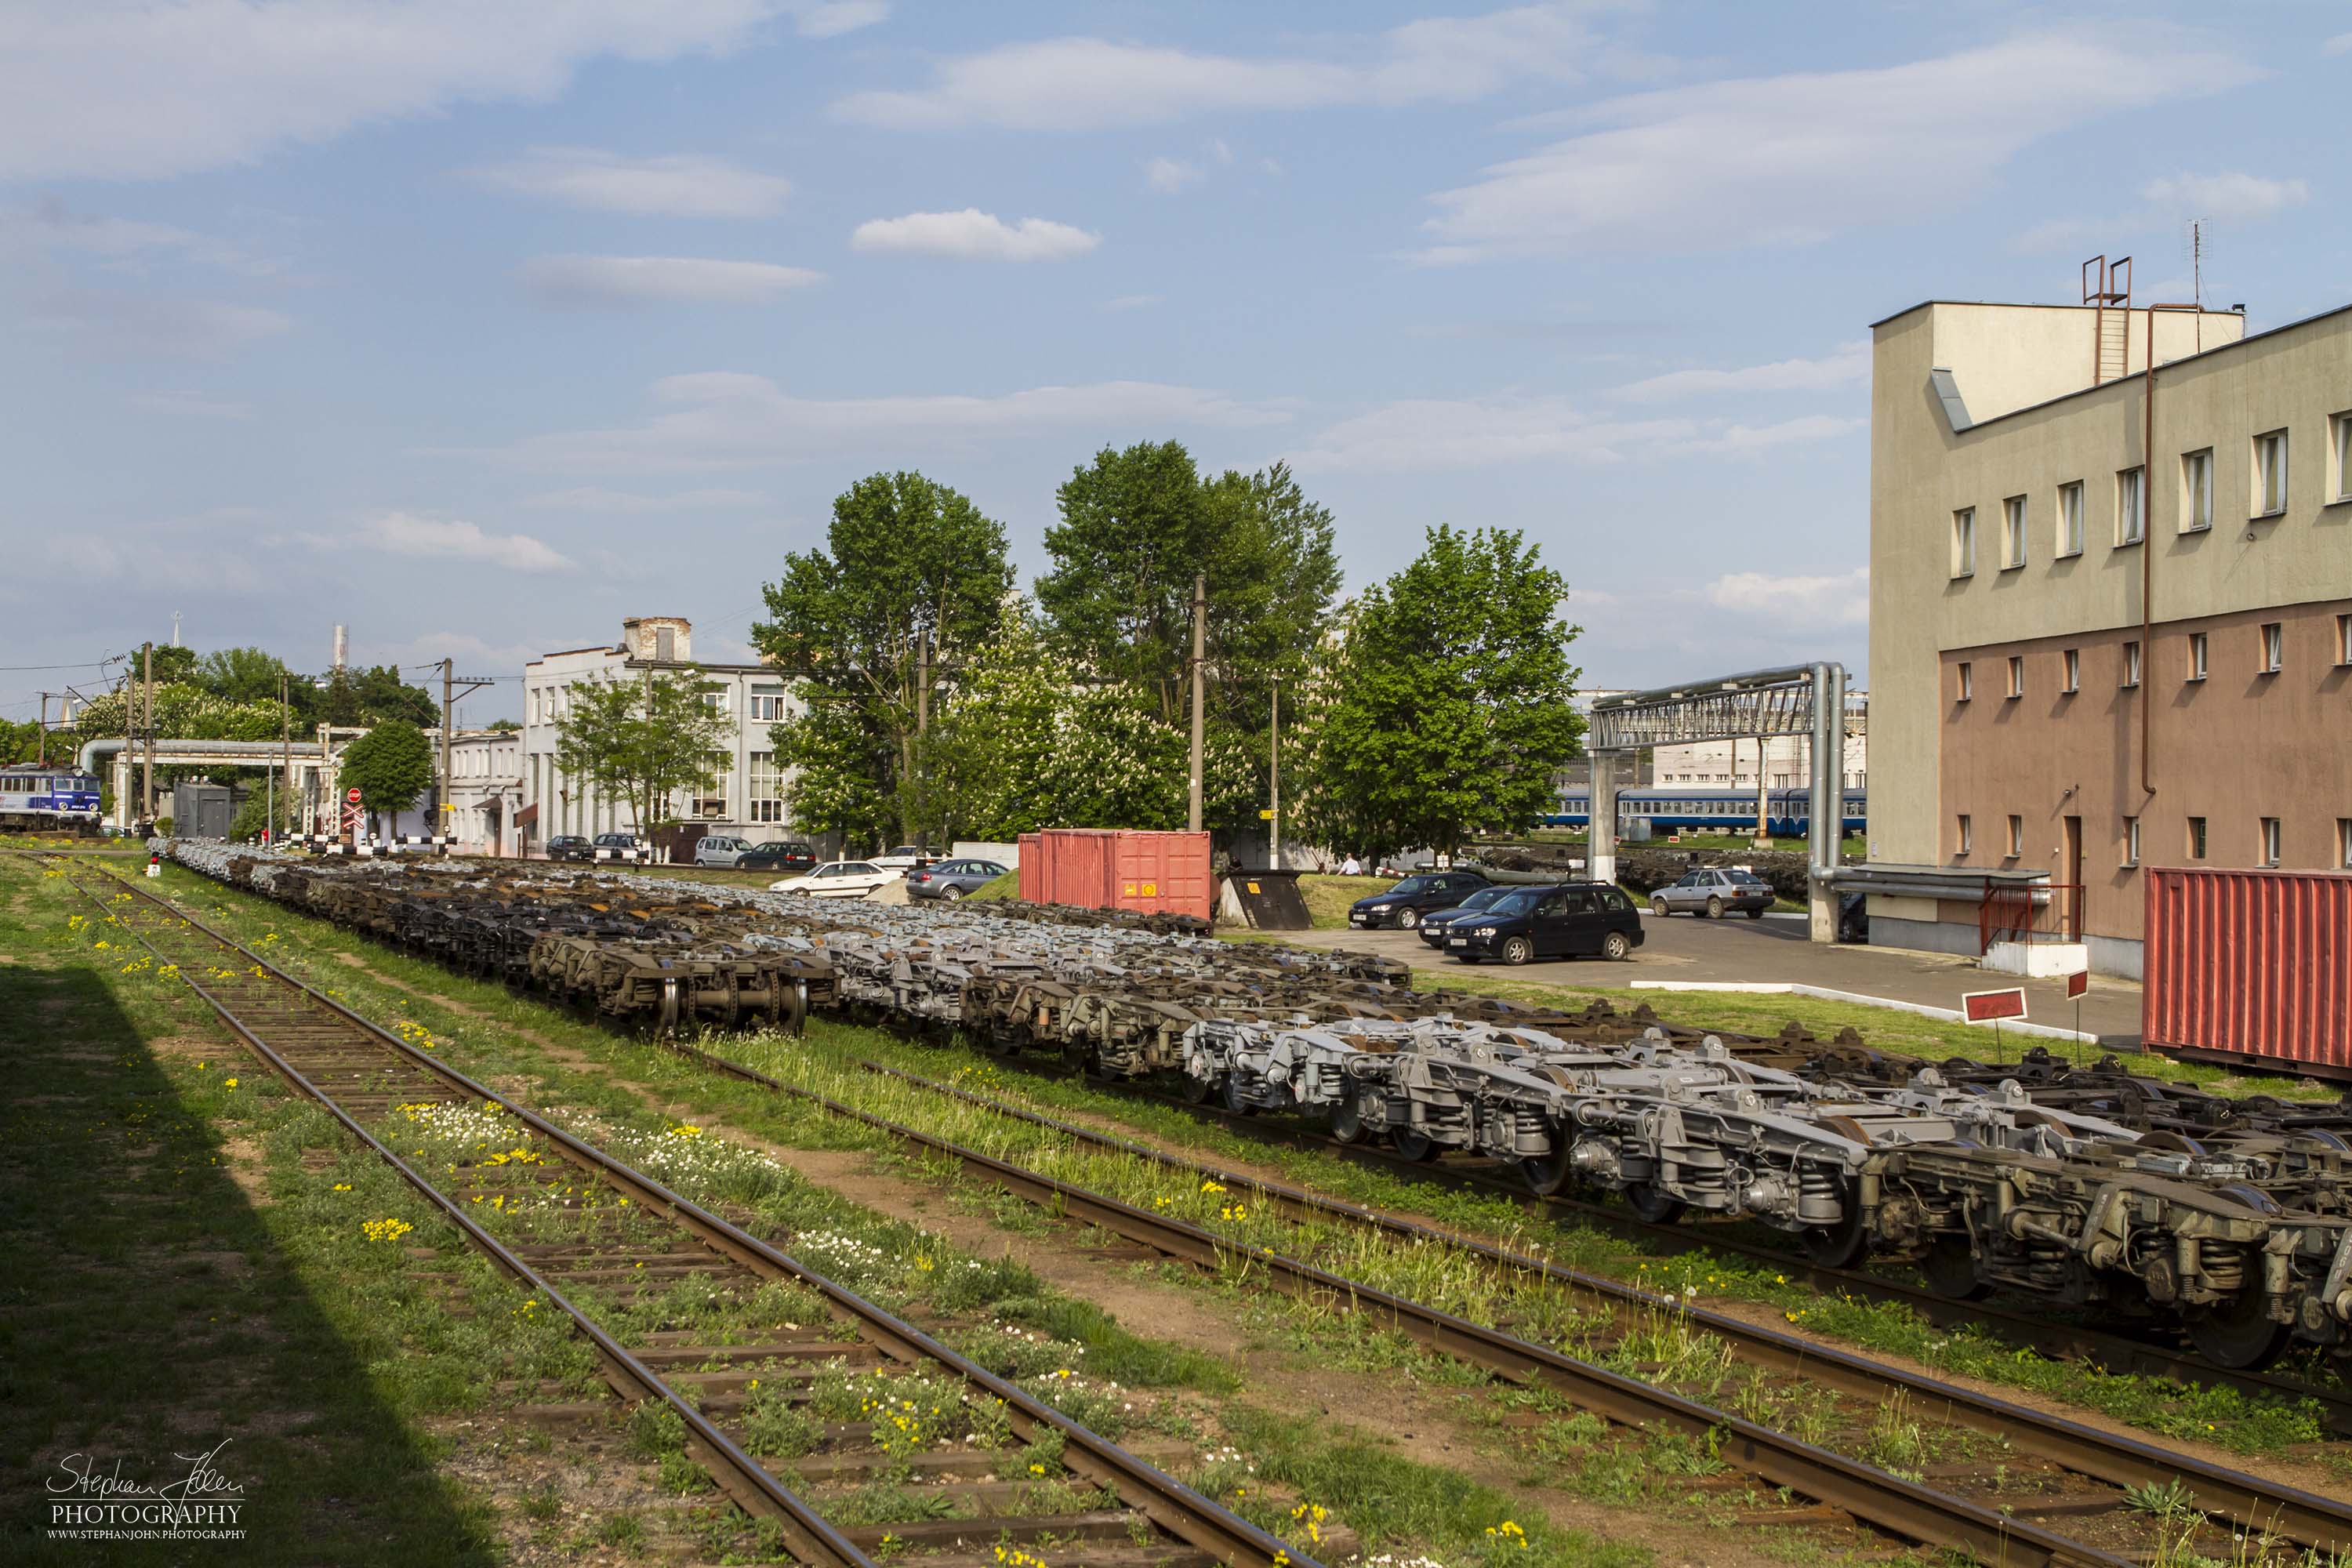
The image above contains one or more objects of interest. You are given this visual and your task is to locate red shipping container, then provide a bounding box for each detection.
[2143,866,2352,1083]
[1022,829,1213,923]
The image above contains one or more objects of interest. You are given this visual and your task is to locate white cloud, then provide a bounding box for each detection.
[789,1,887,38]
[522,485,766,512]
[493,372,1290,474]
[1422,31,2256,258]
[1145,157,1203,194]
[353,513,578,573]
[2,201,281,276]
[519,255,823,305]
[850,209,1099,262]
[2325,31,2352,55]
[31,292,292,358]
[467,147,791,217]
[1285,397,1858,474]
[2140,171,2309,220]
[1613,339,1867,401]
[0,2,791,181]
[1704,567,1869,627]
[834,3,1611,129]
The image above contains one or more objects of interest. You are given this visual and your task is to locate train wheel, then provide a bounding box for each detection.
[1798,1207,1871,1269]
[1224,1073,1255,1116]
[2186,1290,2293,1370]
[1329,1091,1366,1144]
[1520,1144,1573,1196]
[1918,1233,1991,1300]
[1624,1183,1686,1225]
[1389,1126,1439,1163]
[1178,1074,1212,1105]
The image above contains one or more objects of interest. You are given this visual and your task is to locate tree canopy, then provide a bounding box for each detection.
[339,719,435,829]
[752,470,1012,848]
[551,670,732,837]
[1294,525,1584,860]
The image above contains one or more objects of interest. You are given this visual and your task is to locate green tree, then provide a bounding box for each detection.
[338,719,435,835]
[0,719,45,767]
[198,646,307,708]
[751,470,1012,847]
[926,612,1068,840]
[147,644,201,685]
[1295,525,1584,861]
[228,786,295,843]
[551,670,732,837]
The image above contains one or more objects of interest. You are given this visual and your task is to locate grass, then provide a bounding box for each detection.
[1296,873,1392,927]
[969,869,1022,900]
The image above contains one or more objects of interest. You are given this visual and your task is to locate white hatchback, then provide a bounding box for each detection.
[770,860,898,898]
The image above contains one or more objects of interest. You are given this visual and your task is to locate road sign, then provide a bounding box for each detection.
[1962,987,2028,1023]
[347,786,362,804]
[1258,809,1275,820]
[2065,970,2089,1000]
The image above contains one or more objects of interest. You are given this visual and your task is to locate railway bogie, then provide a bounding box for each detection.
[155,840,2352,1369]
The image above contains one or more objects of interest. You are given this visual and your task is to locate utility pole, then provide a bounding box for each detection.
[1753,735,1771,849]
[441,659,453,835]
[35,692,48,766]
[1268,676,1280,870]
[140,640,154,827]
[1187,572,1206,833]
[281,671,294,843]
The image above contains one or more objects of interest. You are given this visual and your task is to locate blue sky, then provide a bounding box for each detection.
[5,1,2346,727]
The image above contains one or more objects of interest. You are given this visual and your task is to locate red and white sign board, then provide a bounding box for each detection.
[1962,987,2028,1023]
[347,786,362,804]
[2065,970,2089,1000]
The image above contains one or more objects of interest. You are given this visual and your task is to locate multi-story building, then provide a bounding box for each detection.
[518,616,805,851]
[1867,290,2350,976]
[1650,723,1868,791]
[443,728,524,855]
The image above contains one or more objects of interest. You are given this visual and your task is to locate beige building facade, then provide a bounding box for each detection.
[1867,296,2352,977]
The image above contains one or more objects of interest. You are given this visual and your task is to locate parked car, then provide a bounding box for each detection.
[1416,885,1516,949]
[735,840,818,874]
[546,834,593,862]
[1443,883,1643,965]
[869,844,935,874]
[907,858,1010,900]
[692,835,757,868]
[1649,867,1774,920]
[1346,869,1491,930]
[770,860,898,898]
[593,832,642,862]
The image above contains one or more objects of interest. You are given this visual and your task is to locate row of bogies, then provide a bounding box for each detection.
[1167,1015,2352,1370]
[162,843,2350,1370]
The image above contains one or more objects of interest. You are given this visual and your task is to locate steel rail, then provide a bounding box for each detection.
[1040,1054,2352,1435]
[55,866,873,1568]
[631,1034,2139,1568]
[67,860,1308,1568]
[850,1057,2352,1558]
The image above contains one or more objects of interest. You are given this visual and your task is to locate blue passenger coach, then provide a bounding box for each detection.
[1544,786,1865,837]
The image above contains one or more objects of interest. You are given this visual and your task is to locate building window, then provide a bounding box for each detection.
[2002,495,2027,568]
[2062,648,2081,692]
[2056,481,2084,557]
[2333,412,2351,502]
[750,690,790,723]
[2122,640,2142,688]
[2259,622,2283,674]
[702,689,730,715]
[2259,816,2281,867]
[2123,815,2140,867]
[2005,655,2024,699]
[2339,818,2352,869]
[2187,816,2207,860]
[2005,815,2023,858]
[1955,815,1972,857]
[2116,466,2145,544]
[2180,448,2213,532]
[746,751,787,825]
[2253,429,2289,516]
[1951,507,1976,577]
[2339,614,2352,667]
[1955,662,1973,702]
[2187,632,2208,682]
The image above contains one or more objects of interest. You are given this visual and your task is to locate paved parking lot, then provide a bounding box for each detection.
[1276,908,2145,1044]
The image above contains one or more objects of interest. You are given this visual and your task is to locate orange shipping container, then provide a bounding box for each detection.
[2143,866,2352,1083]
[1022,829,1213,923]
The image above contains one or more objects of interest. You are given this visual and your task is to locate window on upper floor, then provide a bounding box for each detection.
[2062,648,2080,692]
[2339,818,2352,871]
[2253,429,2289,517]
[1955,815,1972,858]
[2333,412,2352,503]
[2116,466,2145,545]
[1955,662,1973,702]
[2002,495,2027,568]
[2056,481,2085,557]
[2123,815,2141,868]
[2005,815,2024,858]
[1951,507,1976,577]
[2259,816,2281,868]
[2122,640,2142,688]
[2180,448,2213,532]
[2005,655,2024,699]
[2339,614,2352,668]
[2187,632,2209,682]
[2260,622,2283,674]
[2187,815,2208,860]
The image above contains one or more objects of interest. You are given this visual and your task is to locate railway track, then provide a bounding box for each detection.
[1041,1056,2352,1436]
[628,1032,2352,1567]
[55,858,1310,1568]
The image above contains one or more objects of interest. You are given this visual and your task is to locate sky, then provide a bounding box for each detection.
[5,0,2347,728]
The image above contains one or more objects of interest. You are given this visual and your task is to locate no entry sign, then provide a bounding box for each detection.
[347,786,362,804]
[1962,986,2028,1023]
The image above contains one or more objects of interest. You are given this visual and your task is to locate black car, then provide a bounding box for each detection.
[1417,884,1516,948]
[735,840,818,873]
[1443,882,1643,965]
[1346,869,1491,930]
[546,834,593,862]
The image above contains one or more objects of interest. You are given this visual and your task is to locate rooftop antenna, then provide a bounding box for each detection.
[2187,217,2206,309]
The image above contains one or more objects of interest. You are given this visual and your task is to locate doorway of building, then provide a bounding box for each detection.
[2062,815,2084,940]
